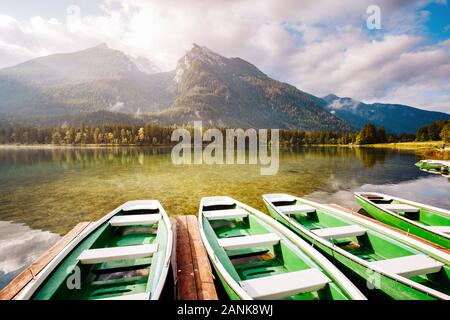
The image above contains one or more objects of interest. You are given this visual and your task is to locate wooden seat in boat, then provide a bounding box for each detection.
[278,204,316,215]
[379,204,419,213]
[369,254,444,278]
[218,233,281,251]
[203,208,248,220]
[266,194,297,204]
[239,268,331,299]
[109,214,161,227]
[121,200,160,212]
[312,225,367,240]
[78,244,158,264]
[427,226,450,234]
[203,196,236,208]
[97,292,149,300]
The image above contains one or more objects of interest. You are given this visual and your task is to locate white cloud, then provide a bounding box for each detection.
[0,0,448,112]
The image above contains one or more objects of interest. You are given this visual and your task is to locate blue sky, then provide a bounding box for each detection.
[0,0,449,112]
[422,2,450,42]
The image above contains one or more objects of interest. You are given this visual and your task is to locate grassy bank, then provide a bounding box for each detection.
[361,141,449,160]
[361,141,445,150]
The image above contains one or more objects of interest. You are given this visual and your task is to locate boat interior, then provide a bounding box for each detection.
[32,206,167,300]
[201,198,353,300]
[267,195,450,295]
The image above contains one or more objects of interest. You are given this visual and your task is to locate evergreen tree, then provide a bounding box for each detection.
[377,125,387,143]
[427,122,441,141]
[356,123,377,145]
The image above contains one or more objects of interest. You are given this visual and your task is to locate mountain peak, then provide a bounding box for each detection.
[86,43,110,51]
[83,44,160,74]
[323,94,359,104]
[183,44,227,66]
[96,42,108,49]
[174,44,226,82]
[323,93,339,101]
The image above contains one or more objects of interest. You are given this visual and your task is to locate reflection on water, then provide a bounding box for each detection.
[0,146,445,234]
[0,221,59,289]
[0,146,448,289]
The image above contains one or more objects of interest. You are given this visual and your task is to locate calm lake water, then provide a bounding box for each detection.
[0,146,449,289]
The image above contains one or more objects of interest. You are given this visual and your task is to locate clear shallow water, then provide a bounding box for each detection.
[0,146,448,289]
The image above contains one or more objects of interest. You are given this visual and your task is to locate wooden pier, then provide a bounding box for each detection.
[0,215,218,300]
[172,215,218,300]
[329,204,450,254]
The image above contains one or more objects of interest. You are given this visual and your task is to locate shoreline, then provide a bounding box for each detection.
[358,141,446,150]
[0,140,447,154]
[0,141,445,150]
[0,144,174,149]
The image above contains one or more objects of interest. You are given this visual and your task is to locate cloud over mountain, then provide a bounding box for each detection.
[0,0,449,112]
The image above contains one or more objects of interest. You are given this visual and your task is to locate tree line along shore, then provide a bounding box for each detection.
[0,119,448,148]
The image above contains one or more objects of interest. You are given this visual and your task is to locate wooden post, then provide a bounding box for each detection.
[0,221,92,300]
[329,204,450,254]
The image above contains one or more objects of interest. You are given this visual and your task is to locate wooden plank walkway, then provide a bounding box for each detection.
[0,221,92,300]
[329,204,450,254]
[1,216,218,300]
[173,215,218,300]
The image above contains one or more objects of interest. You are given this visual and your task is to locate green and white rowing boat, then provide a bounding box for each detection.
[198,196,366,300]
[17,200,172,300]
[415,160,450,174]
[263,194,450,300]
[354,192,450,249]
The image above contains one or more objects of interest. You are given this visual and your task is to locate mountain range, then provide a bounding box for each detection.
[0,44,448,133]
[321,94,449,134]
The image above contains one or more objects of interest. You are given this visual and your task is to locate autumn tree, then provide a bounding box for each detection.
[441,123,450,143]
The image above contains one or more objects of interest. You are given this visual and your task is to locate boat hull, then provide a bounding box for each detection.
[354,196,449,249]
[416,160,450,172]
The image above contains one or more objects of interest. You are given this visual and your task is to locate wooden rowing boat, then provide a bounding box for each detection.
[16,200,172,300]
[263,194,450,300]
[354,192,449,248]
[198,196,366,300]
